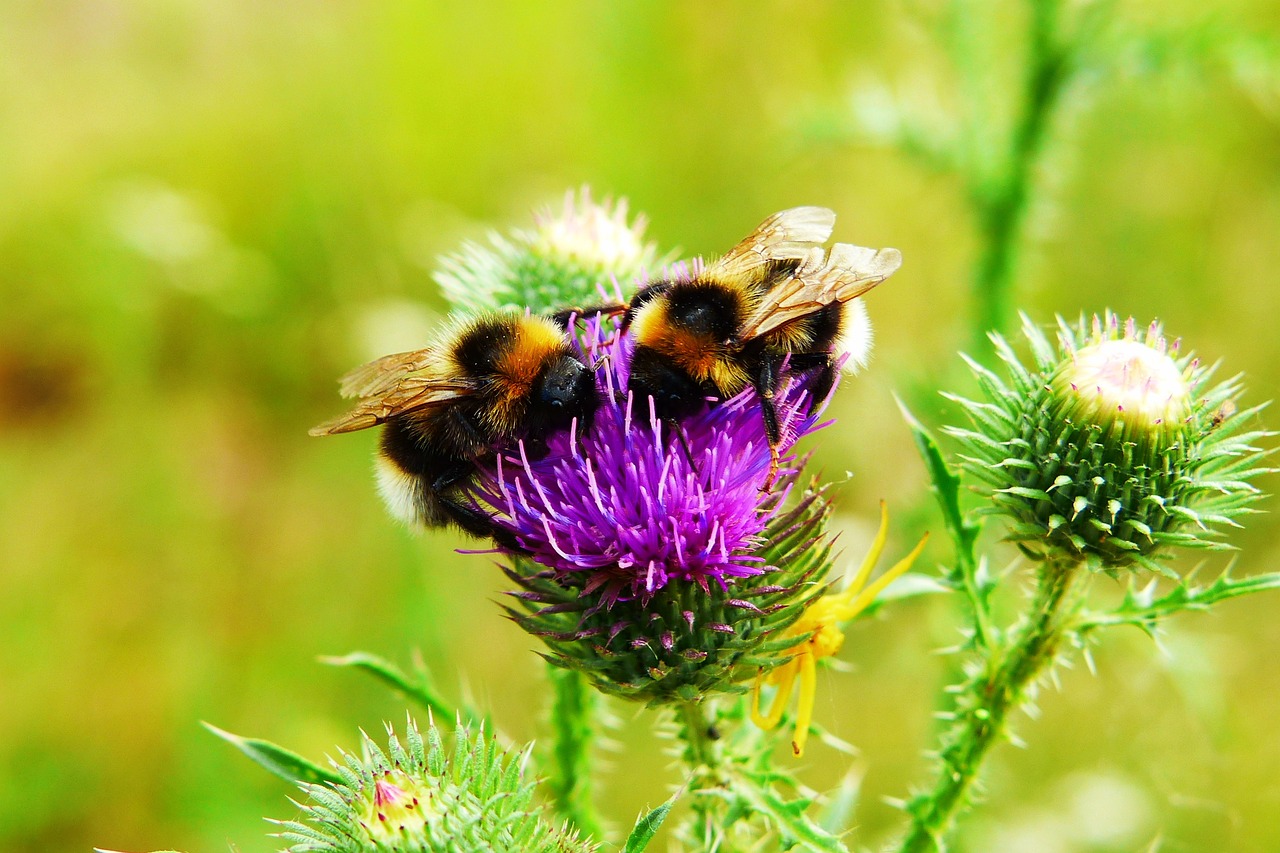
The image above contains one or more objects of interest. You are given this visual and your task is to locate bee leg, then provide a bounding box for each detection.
[787,352,837,412]
[446,407,486,448]
[427,462,528,554]
[667,418,700,476]
[547,303,628,328]
[753,353,784,492]
[441,497,527,553]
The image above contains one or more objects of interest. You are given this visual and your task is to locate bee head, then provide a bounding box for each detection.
[628,344,712,422]
[528,354,598,434]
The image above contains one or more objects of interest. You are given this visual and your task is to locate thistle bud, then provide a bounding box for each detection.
[274,718,594,853]
[946,312,1272,573]
[435,188,662,315]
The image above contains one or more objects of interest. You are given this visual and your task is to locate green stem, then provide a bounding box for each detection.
[676,700,731,852]
[897,558,1082,853]
[546,665,604,840]
[970,0,1069,354]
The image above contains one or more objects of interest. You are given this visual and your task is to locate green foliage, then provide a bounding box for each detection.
[898,398,996,650]
[320,652,468,726]
[203,723,343,788]
[1077,566,1280,636]
[621,788,681,853]
[729,772,847,852]
[667,699,851,853]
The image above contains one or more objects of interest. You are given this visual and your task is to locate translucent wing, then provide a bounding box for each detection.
[736,243,903,342]
[309,348,474,436]
[708,207,836,279]
[337,349,436,399]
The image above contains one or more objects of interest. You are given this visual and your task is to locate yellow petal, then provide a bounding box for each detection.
[791,650,819,757]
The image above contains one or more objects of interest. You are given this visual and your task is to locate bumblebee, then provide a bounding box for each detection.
[623,206,902,479]
[310,312,599,547]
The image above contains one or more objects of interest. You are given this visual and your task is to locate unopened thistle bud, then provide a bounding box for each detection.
[435,188,662,316]
[946,312,1272,573]
[274,718,594,853]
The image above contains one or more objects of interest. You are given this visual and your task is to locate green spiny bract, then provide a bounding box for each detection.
[503,485,835,707]
[945,312,1273,575]
[273,718,595,853]
[435,189,662,316]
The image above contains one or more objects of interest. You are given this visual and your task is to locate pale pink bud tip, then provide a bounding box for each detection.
[1062,339,1191,429]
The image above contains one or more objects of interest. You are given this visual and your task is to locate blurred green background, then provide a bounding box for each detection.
[2,2,1278,851]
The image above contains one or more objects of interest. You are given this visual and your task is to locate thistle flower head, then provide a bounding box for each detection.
[752,502,928,756]
[274,718,594,853]
[530,189,655,279]
[470,318,840,705]
[435,188,663,316]
[947,312,1273,574]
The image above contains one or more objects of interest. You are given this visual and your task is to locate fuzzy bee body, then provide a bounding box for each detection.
[623,207,900,471]
[312,312,598,545]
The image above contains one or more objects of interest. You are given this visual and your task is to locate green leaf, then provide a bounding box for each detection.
[320,651,458,721]
[202,722,342,786]
[623,787,683,852]
[875,572,953,602]
[897,397,994,648]
[898,398,980,556]
[732,773,849,852]
[1076,569,1280,634]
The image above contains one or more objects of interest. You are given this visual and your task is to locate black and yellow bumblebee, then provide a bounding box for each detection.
[622,206,902,480]
[310,311,600,547]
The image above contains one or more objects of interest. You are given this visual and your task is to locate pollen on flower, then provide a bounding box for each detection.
[752,502,927,756]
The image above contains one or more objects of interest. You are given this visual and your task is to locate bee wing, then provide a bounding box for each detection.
[708,206,836,278]
[736,243,903,341]
[337,349,437,399]
[310,348,474,436]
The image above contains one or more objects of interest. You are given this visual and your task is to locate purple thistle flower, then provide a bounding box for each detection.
[470,317,835,607]
[464,315,842,705]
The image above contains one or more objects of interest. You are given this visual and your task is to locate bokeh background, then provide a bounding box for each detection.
[3,2,1279,851]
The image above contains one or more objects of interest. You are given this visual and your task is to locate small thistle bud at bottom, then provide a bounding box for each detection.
[273,718,595,853]
[947,312,1272,573]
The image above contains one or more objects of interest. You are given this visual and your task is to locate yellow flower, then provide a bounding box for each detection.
[752,502,928,756]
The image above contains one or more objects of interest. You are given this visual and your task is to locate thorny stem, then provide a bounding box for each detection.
[677,700,731,851]
[897,557,1083,853]
[969,0,1070,355]
[545,665,604,841]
